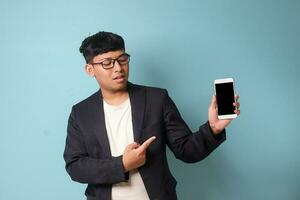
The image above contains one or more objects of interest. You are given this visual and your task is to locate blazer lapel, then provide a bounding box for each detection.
[128,83,146,143]
[89,91,112,158]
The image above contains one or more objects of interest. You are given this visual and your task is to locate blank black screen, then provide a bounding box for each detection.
[215,82,235,115]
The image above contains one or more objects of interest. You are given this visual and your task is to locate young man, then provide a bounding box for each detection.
[63,31,240,200]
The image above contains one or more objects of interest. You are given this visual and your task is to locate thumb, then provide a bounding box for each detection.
[210,95,217,109]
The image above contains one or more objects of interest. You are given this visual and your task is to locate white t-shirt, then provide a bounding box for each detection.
[103,98,150,200]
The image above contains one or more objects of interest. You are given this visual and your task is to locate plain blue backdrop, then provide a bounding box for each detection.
[1,0,299,199]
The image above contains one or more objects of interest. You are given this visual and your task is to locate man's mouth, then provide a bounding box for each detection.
[113,74,125,80]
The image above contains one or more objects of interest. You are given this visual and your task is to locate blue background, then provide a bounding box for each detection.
[1,0,299,199]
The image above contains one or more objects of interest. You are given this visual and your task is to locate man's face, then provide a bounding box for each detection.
[86,50,129,93]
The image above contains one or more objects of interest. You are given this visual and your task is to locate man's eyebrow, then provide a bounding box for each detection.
[94,54,126,62]
[94,57,112,62]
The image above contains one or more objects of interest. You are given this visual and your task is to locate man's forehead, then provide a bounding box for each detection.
[93,50,125,61]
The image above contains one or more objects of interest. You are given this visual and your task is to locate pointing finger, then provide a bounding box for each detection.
[137,136,156,154]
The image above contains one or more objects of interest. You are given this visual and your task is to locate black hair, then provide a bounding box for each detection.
[79,31,125,63]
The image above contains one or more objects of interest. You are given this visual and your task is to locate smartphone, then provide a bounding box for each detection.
[214,78,237,119]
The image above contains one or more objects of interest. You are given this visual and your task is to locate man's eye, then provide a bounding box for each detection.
[118,56,128,62]
[101,60,112,66]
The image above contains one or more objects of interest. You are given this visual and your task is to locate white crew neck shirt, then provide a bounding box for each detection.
[103,98,149,200]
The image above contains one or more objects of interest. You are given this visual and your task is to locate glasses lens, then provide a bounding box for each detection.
[117,54,130,65]
[101,59,113,69]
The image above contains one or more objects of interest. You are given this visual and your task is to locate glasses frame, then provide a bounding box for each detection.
[90,53,130,70]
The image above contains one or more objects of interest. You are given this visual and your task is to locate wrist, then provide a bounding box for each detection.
[122,155,129,172]
[209,122,222,135]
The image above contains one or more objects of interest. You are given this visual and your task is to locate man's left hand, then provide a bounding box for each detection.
[208,95,240,135]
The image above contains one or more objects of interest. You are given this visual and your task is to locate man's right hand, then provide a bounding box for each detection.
[122,136,156,172]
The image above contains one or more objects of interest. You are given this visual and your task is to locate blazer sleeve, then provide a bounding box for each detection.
[163,91,226,163]
[63,107,129,184]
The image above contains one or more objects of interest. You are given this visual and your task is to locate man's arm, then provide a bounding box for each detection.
[63,107,128,184]
[163,91,226,163]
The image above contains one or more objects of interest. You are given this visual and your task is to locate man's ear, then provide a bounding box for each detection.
[85,64,95,77]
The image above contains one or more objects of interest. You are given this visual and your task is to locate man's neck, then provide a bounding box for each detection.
[101,89,129,106]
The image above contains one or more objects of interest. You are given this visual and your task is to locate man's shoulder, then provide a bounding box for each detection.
[130,83,167,95]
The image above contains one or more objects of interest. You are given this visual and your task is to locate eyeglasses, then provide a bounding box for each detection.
[90,53,130,69]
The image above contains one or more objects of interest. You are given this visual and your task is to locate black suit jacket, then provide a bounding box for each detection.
[64,83,226,200]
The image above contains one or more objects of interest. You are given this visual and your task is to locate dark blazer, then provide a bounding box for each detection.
[64,83,226,200]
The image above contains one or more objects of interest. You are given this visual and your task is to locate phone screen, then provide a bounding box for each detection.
[215,82,235,115]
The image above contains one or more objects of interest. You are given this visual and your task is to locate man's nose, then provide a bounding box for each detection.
[113,60,122,71]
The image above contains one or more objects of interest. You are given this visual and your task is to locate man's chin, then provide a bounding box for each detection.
[113,81,128,91]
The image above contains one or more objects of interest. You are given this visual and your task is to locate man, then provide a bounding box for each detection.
[63,31,240,200]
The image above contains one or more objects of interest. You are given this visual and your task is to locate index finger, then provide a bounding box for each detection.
[137,136,156,153]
